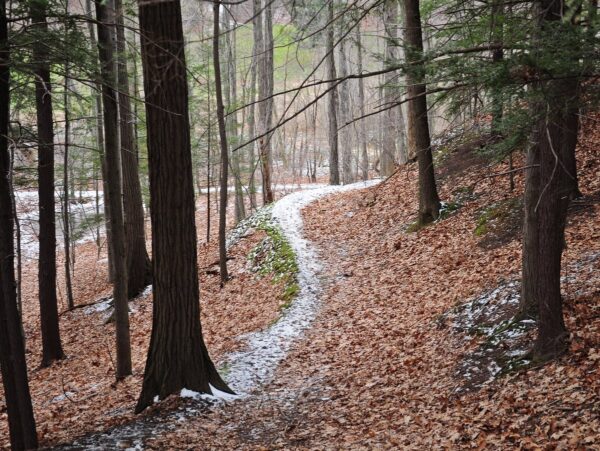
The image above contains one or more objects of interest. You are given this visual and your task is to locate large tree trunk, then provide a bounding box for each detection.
[135,0,233,412]
[214,3,230,284]
[31,0,65,366]
[223,12,246,223]
[0,8,38,447]
[95,0,132,379]
[326,0,340,185]
[246,45,258,210]
[525,0,580,361]
[403,0,441,224]
[115,0,152,298]
[381,0,399,176]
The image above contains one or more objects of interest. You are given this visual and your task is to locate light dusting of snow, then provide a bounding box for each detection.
[83,297,113,315]
[223,179,380,395]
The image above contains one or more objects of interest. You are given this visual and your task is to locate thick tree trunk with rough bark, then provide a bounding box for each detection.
[95,0,132,378]
[86,0,113,281]
[136,0,233,412]
[524,0,580,361]
[327,1,340,185]
[115,0,151,298]
[403,0,441,224]
[31,0,65,366]
[0,9,38,447]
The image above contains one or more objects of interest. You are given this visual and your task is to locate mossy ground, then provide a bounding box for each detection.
[243,208,300,313]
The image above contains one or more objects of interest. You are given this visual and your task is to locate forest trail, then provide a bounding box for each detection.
[146,126,600,449]
[57,180,379,450]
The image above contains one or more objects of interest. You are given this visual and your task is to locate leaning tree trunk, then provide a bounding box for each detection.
[95,0,132,379]
[115,0,152,298]
[31,0,65,366]
[135,0,233,412]
[403,0,441,224]
[214,2,230,284]
[326,0,340,185]
[0,8,38,447]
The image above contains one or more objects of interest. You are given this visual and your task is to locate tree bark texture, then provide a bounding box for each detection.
[381,0,399,176]
[403,0,441,224]
[338,35,354,184]
[257,0,274,203]
[355,26,369,180]
[136,0,233,412]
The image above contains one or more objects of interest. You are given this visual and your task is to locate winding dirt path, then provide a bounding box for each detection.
[57,180,379,450]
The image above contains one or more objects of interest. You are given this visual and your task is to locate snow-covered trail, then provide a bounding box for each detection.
[224,179,380,394]
[58,179,379,450]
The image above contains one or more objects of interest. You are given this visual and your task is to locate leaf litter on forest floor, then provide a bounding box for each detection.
[46,180,379,449]
[145,113,599,450]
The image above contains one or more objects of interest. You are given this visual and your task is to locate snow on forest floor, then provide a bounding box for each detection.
[55,179,379,449]
[14,190,104,259]
[440,252,600,394]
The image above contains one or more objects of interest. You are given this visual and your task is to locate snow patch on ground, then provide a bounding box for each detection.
[14,190,105,260]
[439,280,534,392]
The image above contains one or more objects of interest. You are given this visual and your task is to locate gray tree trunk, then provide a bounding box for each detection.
[381,0,399,176]
[326,1,340,185]
[355,26,369,180]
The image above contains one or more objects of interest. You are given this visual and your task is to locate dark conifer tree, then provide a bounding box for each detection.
[0,4,38,446]
[31,0,64,366]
